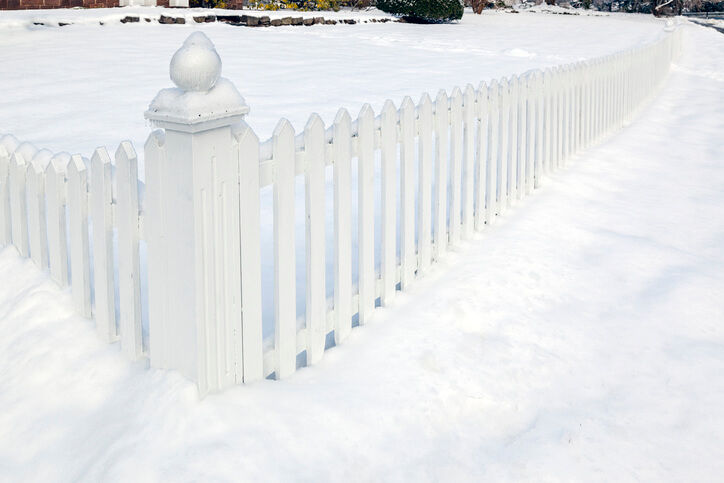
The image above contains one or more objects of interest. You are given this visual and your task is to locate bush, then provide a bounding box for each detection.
[376,0,464,23]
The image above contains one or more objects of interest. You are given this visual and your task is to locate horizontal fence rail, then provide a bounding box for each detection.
[0,29,682,393]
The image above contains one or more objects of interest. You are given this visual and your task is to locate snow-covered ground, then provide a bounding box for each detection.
[1,9,723,481]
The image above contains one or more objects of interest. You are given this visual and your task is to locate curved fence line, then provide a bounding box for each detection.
[0,28,682,393]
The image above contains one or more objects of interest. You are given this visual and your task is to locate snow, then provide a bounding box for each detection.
[2,9,724,481]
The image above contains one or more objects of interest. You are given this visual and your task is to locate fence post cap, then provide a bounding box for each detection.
[145,32,249,133]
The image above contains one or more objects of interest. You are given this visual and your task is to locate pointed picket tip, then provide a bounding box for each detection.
[30,150,52,176]
[67,154,87,178]
[333,107,351,126]
[451,86,463,99]
[381,99,397,115]
[116,140,137,163]
[499,76,509,88]
[47,153,70,176]
[16,142,38,164]
[91,147,112,169]
[0,134,20,155]
[400,96,415,112]
[357,103,374,123]
[435,89,448,104]
[419,92,432,107]
[464,83,476,98]
[11,152,27,171]
[145,129,167,151]
[304,112,325,132]
[0,144,8,161]
[273,118,295,138]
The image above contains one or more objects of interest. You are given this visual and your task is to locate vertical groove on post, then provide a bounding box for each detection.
[91,147,116,342]
[304,114,326,366]
[67,154,91,318]
[333,109,352,343]
[417,94,433,273]
[116,142,142,361]
[380,100,397,305]
[400,96,416,289]
[273,119,297,379]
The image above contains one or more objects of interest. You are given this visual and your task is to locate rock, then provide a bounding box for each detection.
[193,16,206,23]
[303,18,314,26]
[281,17,292,25]
[292,17,303,25]
[260,16,271,26]
[271,18,282,26]
[176,17,186,24]
[205,16,216,22]
[121,16,139,23]
[159,15,175,24]
[325,19,337,24]
[246,16,259,26]
[313,17,324,24]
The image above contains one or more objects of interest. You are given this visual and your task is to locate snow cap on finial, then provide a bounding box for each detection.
[170,32,222,92]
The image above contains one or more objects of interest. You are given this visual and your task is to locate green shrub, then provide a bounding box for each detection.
[376,0,464,23]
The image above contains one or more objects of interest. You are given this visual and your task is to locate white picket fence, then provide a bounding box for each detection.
[0,28,681,393]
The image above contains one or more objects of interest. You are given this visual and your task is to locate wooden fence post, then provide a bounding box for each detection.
[144,32,251,393]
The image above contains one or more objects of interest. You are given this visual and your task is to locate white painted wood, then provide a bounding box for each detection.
[433,90,448,261]
[273,119,297,379]
[145,130,167,370]
[304,114,326,366]
[115,142,142,361]
[91,147,116,342]
[475,81,489,231]
[417,94,433,273]
[462,84,476,239]
[235,123,264,383]
[380,100,397,305]
[0,145,10,246]
[26,156,48,269]
[9,153,29,257]
[498,77,510,215]
[333,109,353,343]
[524,73,535,196]
[449,87,463,246]
[45,156,68,287]
[66,154,91,318]
[508,75,519,205]
[400,96,415,289]
[357,105,375,324]
[542,68,552,175]
[486,80,499,225]
[534,71,544,190]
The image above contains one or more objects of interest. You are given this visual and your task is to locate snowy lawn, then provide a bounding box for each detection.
[1,9,724,481]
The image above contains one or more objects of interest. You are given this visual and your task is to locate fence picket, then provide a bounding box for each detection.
[46,156,68,287]
[333,109,352,343]
[273,119,297,378]
[304,114,326,365]
[380,100,397,305]
[417,94,433,274]
[91,147,116,342]
[9,153,29,257]
[400,97,416,289]
[462,84,476,239]
[524,73,534,196]
[67,155,91,317]
[449,87,463,245]
[498,77,510,215]
[486,80,499,225]
[509,75,519,205]
[534,71,544,189]
[0,145,10,246]
[433,90,449,260]
[27,156,48,269]
[235,124,264,382]
[116,142,142,360]
[357,105,375,324]
[475,81,489,231]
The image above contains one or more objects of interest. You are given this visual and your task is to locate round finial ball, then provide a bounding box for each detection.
[169,32,222,92]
